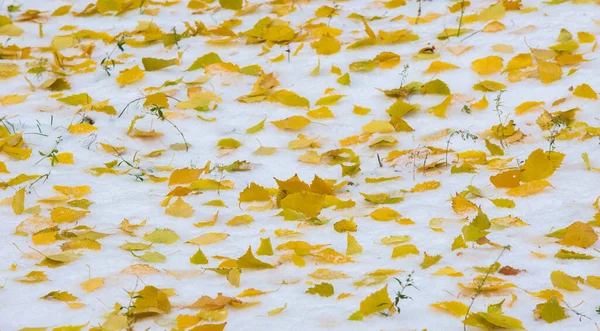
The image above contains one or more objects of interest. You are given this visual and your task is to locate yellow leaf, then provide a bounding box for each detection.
[489,198,516,209]
[239,183,271,203]
[432,266,464,277]
[349,60,377,72]
[189,179,234,191]
[578,31,595,43]
[346,233,363,255]
[256,237,274,256]
[226,269,241,287]
[142,57,178,71]
[586,275,600,289]
[280,191,324,218]
[535,296,567,323]
[337,73,350,85]
[506,179,553,197]
[528,289,564,301]
[0,94,28,106]
[57,93,92,106]
[0,24,23,37]
[307,106,335,119]
[131,286,171,316]
[169,168,202,186]
[311,248,353,264]
[226,214,254,226]
[186,52,222,71]
[238,246,274,269]
[515,101,544,115]
[308,268,349,280]
[559,221,598,248]
[190,248,208,264]
[311,35,341,55]
[144,228,180,244]
[80,277,104,293]
[32,228,57,245]
[12,187,25,215]
[186,232,229,246]
[246,118,266,134]
[492,44,514,53]
[409,181,441,193]
[520,149,563,182]
[420,252,442,269]
[477,312,525,330]
[572,83,598,99]
[217,138,242,149]
[374,51,401,69]
[362,120,395,133]
[555,248,594,260]
[503,53,532,72]
[272,116,311,131]
[116,65,145,85]
[490,170,521,188]
[451,194,478,215]
[267,90,310,108]
[471,56,503,75]
[176,92,222,109]
[270,53,285,62]
[53,185,90,198]
[473,80,506,92]
[431,301,469,317]
[56,152,74,164]
[306,282,335,297]
[370,207,401,221]
[16,271,48,283]
[421,79,451,95]
[51,35,76,50]
[478,1,505,21]
[470,95,489,110]
[392,244,419,258]
[52,5,72,16]
[353,105,370,115]
[67,123,97,134]
[237,288,270,297]
[50,207,89,223]
[383,0,406,8]
[424,61,459,74]
[428,95,452,118]
[381,235,410,245]
[358,285,393,316]
[218,0,242,10]
[538,60,562,84]
[365,176,401,184]
[165,197,194,218]
[550,270,583,291]
[315,94,345,106]
[268,304,287,316]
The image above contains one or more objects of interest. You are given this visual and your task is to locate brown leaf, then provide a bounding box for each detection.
[498,266,525,276]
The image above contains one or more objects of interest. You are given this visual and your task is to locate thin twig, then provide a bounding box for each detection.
[463,245,511,331]
[415,0,422,25]
[118,95,181,118]
[457,0,466,37]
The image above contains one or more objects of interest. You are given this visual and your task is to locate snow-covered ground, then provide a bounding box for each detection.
[1,0,600,330]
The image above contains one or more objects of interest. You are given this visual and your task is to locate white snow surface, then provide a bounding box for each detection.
[0,0,600,330]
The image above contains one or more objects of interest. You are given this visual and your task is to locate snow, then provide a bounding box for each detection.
[1,0,600,330]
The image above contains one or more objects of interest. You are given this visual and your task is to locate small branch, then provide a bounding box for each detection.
[415,0,422,25]
[164,117,189,151]
[118,95,181,118]
[457,0,466,37]
[463,245,511,331]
